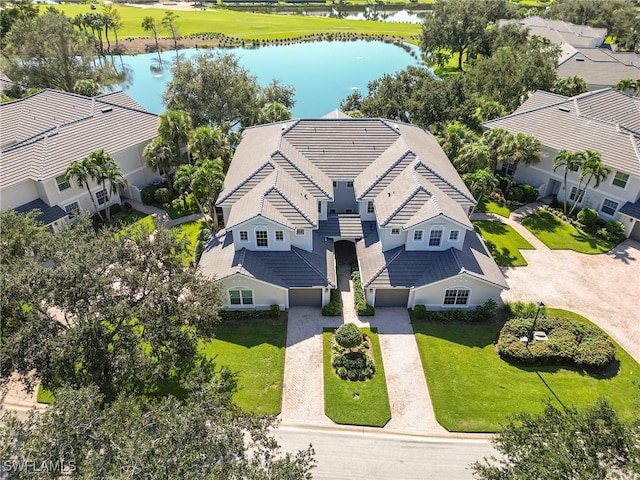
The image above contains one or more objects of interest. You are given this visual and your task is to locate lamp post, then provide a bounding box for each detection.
[529,301,545,342]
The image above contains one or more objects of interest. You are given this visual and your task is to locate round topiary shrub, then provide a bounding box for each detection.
[577,208,599,230]
[154,187,171,204]
[335,323,362,350]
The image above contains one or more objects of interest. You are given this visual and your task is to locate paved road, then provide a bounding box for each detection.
[273,425,495,480]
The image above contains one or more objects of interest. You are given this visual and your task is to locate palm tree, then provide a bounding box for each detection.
[261,102,292,123]
[158,110,193,163]
[481,128,511,174]
[504,132,541,197]
[141,16,161,62]
[437,121,476,160]
[568,151,610,217]
[143,137,179,193]
[85,150,125,222]
[614,78,638,96]
[65,156,103,221]
[462,168,499,211]
[187,125,230,165]
[454,141,491,175]
[552,149,583,213]
[174,159,225,229]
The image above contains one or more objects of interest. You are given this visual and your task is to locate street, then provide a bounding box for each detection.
[273,425,495,480]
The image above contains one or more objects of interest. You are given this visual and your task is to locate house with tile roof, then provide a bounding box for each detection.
[500,16,606,49]
[558,46,640,90]
[482,88,640,241]
[0,89,160,231]
[199,113,508,310]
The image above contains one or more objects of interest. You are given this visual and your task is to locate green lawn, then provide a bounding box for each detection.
[413,310,640,432]
[165,194,200,220]
[53,4,421,41]
[198,317,287,415]
[473,220,533,267]
[522,211,614,254]
[171,219,205,266]
[323,327,391,427]
[477,198,513,218]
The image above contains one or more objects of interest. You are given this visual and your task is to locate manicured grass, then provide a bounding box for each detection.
[115,210,155,237]
[473,220,533,267]
[171,219,205,266]
[52,5,421,41]
[413,310,640,432]
[323,327,391,427]
[165,194,200,220]
[477,197,514,218]
[198,317,287,415]
[522,210,614,254]
[37,385,54,404]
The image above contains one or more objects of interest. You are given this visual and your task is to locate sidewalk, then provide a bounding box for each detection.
[471,202,548,250]
[123,198,206,228]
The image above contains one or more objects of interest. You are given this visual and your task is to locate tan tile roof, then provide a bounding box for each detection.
[500,16,606,48]
[558,48,640,87]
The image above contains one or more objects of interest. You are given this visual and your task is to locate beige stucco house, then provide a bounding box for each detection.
[199,113,508,311]
[483,88,640,241]
[0,88,160,230]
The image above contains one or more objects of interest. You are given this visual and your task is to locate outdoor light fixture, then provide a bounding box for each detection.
[529,301,545,342]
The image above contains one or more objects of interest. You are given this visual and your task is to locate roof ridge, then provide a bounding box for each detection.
[449,247,464,273]
[235,248,247,274]
[363,247,404,287]
[414,161,476,204]
[380,183,425,227]
[292,247,335,288]
[357,150,415,201]
[274,146,332,199]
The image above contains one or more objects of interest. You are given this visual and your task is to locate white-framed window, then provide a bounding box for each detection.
[239,231,248,242]
[275,230,284,241]
[64,201,80,218]
[95,189,107,206]
[569,186,584,202]
[296,228,305,236]
[391,228,400,235]
[347,181,354,188]
[612,171,629,189]
[429,228,443,247]
[443,288,470,305]
[413,230,423,241]
[229,288,253,305]
[367,201,374,213]
[601,198,619,216]
[449,230,459,241]
[256,230,268,247]
[56,174,71,192]
[501,163,514,176]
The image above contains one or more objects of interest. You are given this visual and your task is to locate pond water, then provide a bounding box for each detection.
[117,40,424,118]
[304,8,427,24]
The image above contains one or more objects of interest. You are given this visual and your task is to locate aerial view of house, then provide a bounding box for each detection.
[483,87,640,241]
[200,112,508,310]
[0,88,160,230]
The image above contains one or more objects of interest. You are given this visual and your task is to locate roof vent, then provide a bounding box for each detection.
[576,58,585,62]
[281,124,287,130]
[558,107,571,112]
[100,107,112,113]
[394,124,400,131]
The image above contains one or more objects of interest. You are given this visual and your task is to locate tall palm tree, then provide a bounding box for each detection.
[85,150,125,222]
[454,141,491,175]
[481,128,511,174]
[552,149,583,213]
[143,137,179,193]
[65,156,103,221]
[174,159,225,229]
[437,121,476,160]
[568,150,610,216]
[102,162,127,222]
[187,125,230,165]
[261,102,292,124]
[504,132,541,197]
[158,110,193,164]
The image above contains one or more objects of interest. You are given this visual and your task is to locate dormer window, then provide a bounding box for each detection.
[413,230,423,241]
[367,201,374,213]
[391,228,400,235]
[256,230,268,247]
[239,231,248,241]
[275,231,284,241]
[449,230,459,242]
[296,228,305,236]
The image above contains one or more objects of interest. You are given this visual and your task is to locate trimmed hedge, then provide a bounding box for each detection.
[497,316,616,369]
[412,299,499,323]
[352,271,374,316]
[322,288,341,316]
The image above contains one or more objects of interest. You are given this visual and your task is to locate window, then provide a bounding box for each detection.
[444,288,470,305]
[56,174,70,192]
[449,230,459,241]
[367,201,374,213]
[347,181,354,188]
[429,228,443,247]
[391,228,400,235]
[318,201,322,213]
[256,230,268,247]
[64,202,79,218]
[569,186,584,202]
[601,199,619,216]
[296,228,305,236]
[275,231,284,241]
[239,231,248,242]
[95,189,107,206]
[332,181,337,187]
[413,230,423,241]
[229,289,253,305]
[612,171,629,189]
[501,163,514,176]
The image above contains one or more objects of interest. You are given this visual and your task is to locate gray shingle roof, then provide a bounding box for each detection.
[0,89,159,189]
[199,229,336,288]
[13,198,67,225]
[558,48,640,87]
[620,198,640,220]
[483,88,640,176]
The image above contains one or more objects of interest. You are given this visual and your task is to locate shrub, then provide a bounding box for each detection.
[577,208,599,230]
[413,304,427,320]
[332,350,375,381]
[269,304,280,318]
[352,271,375,316]
[605,220,625,241]
[475,299,499,322]
[322,289,342,316]
[335,323,362,350]
[141,184,159,204]
[519,183,539,203]
[154,188,171,204]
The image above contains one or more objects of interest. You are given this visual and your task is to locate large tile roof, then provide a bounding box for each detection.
[0,89,158,189]
[500,16,606,48]
[558,47,640,87]
[483,88,640,176]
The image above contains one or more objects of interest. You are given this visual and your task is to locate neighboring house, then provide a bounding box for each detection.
[482,88,640,241]
[0,89,160,231]
[500,16,606,48]
[558,46,640,90]
[199,113,508,311]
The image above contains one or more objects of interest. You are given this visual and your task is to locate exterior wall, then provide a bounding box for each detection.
[329,180,357,213]
[222,274,288,310]
[358,200,376,222]
[619,213,640,240]
[232,218,293,251]
[409,275,504,310]
[405,219,467,252]
[290,226,313,252]
[318,200,327,221]
[0,181,39,210]
[378,225,407,251]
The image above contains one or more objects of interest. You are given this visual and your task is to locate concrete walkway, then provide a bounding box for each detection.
[473,202,640,364]
[123,198,206,228]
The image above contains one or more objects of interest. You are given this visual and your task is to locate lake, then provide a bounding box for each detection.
[118,40,424,118]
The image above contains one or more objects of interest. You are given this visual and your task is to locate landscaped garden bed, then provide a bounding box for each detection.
[323,325,391,427]
[412,306,639,432]
[473,220,534,267]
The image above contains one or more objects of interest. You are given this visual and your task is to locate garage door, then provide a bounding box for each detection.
[630,221,640,242]
[374,289,409,307]
[289,288,322,307]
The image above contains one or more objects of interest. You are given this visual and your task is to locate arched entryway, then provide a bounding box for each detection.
[334,240,357,266]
